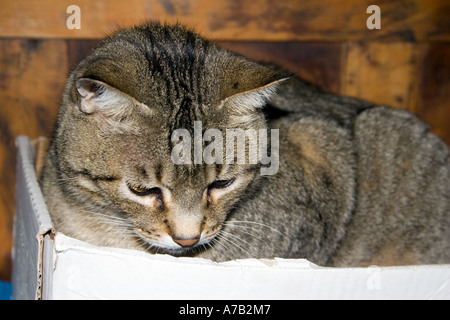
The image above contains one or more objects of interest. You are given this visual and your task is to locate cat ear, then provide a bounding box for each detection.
[220,60,291,114]
[76,78,136,115]
[75,78,151,131]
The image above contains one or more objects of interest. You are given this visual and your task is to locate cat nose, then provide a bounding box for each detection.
[173,236,200,247]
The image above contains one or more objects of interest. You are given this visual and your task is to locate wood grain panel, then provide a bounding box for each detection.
[0,39,68,280]
[341,42,420,110]
[67,39,100,70]
[0,0,448,41]
[415,43,450,145]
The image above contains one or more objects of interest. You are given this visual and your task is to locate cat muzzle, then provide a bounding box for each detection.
[172,237,200,247]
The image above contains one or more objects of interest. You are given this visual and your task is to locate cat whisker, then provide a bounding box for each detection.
[94,223,135,235]
[138,239,158,253]
[211,235,240,261]
[86,218,134,231]
[76,209,129,222]
[71,205,139,244]
[222,223,268,245]
[220,230,265,258]
[216,231,255,260]
[50,177,80,182]
[222,222,266,235]
[224,220,288,239]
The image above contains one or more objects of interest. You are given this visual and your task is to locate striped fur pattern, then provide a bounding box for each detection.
[40,23,450,266]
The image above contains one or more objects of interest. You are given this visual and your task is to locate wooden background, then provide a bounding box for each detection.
[0,0,449,281]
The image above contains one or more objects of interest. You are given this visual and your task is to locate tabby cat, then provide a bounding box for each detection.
[40,23,450,267]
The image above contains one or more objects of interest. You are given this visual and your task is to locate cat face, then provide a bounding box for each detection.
[55,24,287,255]
[111,130,262,255]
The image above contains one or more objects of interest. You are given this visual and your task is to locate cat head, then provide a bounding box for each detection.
[56,23,288,255]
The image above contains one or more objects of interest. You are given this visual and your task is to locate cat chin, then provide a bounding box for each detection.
[133,227,217,256]
[143,240,205,257]
[135,233,208,256]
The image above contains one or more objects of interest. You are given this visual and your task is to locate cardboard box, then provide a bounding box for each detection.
[12,136,450,299]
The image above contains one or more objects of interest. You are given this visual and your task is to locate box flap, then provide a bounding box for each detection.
[51,233,450,299]
[15,136,54,235]
[12,136,54,300]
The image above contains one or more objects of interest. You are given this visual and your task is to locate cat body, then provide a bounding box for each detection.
[40,23,450,267]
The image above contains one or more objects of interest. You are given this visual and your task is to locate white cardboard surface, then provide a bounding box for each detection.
[49,233,450,299]
[12,136,450,299]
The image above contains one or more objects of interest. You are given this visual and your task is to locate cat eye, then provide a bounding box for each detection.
[128,185,162,197]
[208,178,235,190]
